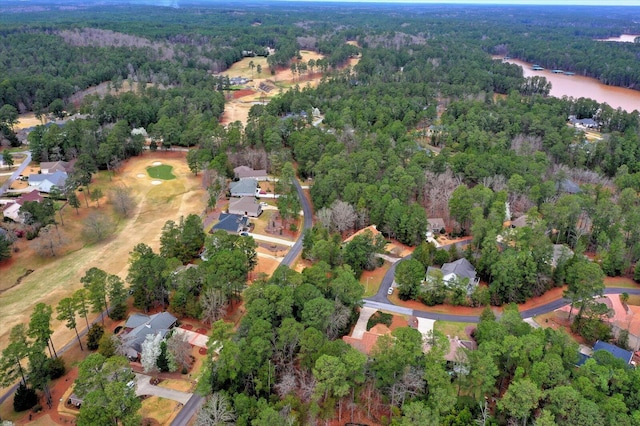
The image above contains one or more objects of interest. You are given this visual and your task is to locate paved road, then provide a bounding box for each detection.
[0,151,31,197]
[171,178,313,425]
[280,179,313,267]
[365,241,640,323]
[171,394,205,426]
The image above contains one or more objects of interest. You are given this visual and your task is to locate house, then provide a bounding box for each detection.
[557,178,581,194]
[568,115,599,129]
[592,340,633,365]
[230,178,258,197]
[2,189,44,222]
[509,215,529,229]
[426,258,480,293]
[551,244,573,268]
[121,312,177,358]
[211,213,249,234]
[427,218,446,235]
[228,197,262,217]
[39,160,74,174]
[28,171,68,193]
[233,166,268,181]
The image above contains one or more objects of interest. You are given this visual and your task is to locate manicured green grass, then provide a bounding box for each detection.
[434,320,474,339]
[146,164,176,180]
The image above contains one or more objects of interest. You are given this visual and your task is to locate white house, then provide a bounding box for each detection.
[28,171,68,193]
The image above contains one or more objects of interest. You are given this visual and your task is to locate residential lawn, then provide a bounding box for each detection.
[157,378,194,392]
[434,320,474,339]
[146,164,176,180]
[604,276,639,289]
[139,396,181,424]
[626,295,640,306]
[361,262,391,297]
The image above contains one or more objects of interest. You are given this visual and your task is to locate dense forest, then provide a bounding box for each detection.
[3,1,640,425]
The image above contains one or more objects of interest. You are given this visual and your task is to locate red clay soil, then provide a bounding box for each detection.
[232,89,256,99]
[14,367,79,425]
[181,324,193,330]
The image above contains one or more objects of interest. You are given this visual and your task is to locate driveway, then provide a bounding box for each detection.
[351,307,377,339]
[134,373,192,404]
[249,232,295,247]
[0,151,31,197]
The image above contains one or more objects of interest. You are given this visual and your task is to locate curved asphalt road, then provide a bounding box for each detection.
[365,243,640,323]
[280,178,313,267]
[0,151,31,196]
[171,178,313,426]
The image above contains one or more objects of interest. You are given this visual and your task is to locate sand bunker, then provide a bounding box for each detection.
[137,173,146,178]
[152,161,162,166]
[151,180,162,185]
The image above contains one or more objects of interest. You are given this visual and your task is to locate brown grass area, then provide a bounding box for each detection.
[605,276,639,289]
[157,379,193,393]
[361,263,391,297]
[14,113,46,130]
[219,50,332,126]
[139,396,181,425]
[0,152,205,381]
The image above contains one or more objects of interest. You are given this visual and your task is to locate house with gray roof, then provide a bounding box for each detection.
[230,178,258,197]
[211,213,249,234]
[40,160,74,174]
[28,171,68,193]
[122,311,177,358]
[233,166,268,181]
[427,218,446,234]
[426,258,480,294]
[228,197,262,217]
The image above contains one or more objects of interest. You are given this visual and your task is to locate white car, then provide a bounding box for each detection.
[387,287,394,295]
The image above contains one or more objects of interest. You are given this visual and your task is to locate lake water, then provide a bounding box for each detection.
[495,56,640,112]
[596,34,640,43]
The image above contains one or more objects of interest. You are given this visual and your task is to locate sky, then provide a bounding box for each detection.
[271,0,640,4]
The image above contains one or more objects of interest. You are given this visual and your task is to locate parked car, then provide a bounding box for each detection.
[387,287,394,295]
[239,231,249,237]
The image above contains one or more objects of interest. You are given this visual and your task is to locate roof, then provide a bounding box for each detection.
[228,197,261,216]
[28,171,68,191]
[557,179,581,194]
[212,213,249,233]
[230,178,257,195]
[510,215,529,228]
[234,166,267,179]
[427,218,446,231]
[593,340,633,364]
[123,312,177,354]
[441,258,477,281]
[551,244,573,267]
[40,160,73,173]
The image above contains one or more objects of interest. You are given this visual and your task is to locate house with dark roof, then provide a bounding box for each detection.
[28,171,68,193]
[121,312,177,358]
[230,178,258,197]
[593,340,633,365]
[211,213,249,234]
[233,166,268,181]
[228,197,262,217]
